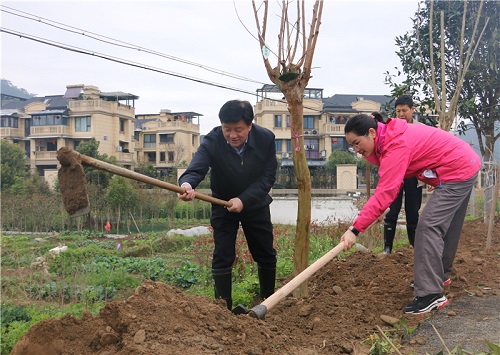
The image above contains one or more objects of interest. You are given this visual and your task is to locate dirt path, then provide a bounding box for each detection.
[406,294,500,353]
[11,218,500,354]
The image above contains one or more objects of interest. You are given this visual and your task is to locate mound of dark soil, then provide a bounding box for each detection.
[11,219,499,354]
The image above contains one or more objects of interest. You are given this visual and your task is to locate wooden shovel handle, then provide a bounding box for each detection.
[259,209,389,313]
[70,149,232,207]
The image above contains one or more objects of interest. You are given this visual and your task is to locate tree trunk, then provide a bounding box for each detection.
[483,153,495,224]
[117,205,121,234]
[284,89,312,297]
[485,162,499,250]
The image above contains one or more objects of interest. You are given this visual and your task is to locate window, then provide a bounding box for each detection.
[75,116,91,132]
[160,152,166,162]
[0,117,18,128]
[304,138,320,159]
[144,134,156,148]
[275,139,283,153]
[286,115,290,128]
[168,151,174,162]
[134,131,140,141]
[331,137,348,151]
[286,139,292,152]
[47,140,57,152]
[192,135,195,146]
[146,152,156,163]
[159,134,174,143]
[120,118,125,132]
[304,115,315,129]
[74,140,81,149]
[32,115,68,126]
[274,114,282,128]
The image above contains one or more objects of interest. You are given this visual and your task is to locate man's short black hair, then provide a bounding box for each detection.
[218,100,254,125]
[395,95,414,108]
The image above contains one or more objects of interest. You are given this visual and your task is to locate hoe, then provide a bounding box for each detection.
[56,146,231,218]
[232,209,388,319]
[57,146,386,320]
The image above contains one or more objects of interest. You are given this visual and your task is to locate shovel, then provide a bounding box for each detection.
[56,147,232,217]
[232,209,388,319]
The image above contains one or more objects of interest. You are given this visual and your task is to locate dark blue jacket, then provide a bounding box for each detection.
[179,124,277,210]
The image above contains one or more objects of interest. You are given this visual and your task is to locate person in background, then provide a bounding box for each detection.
[104,220,111,233]
[383,95,423,254]
[178,100,277,310]
[340,114,479,315]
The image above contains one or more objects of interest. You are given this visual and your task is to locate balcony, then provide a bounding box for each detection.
[324,123,344,134]
[69,100,134,116]
[33,151,58,160]
[159,141,175,146]
[31,126,70,136]
[69,100,112,111]
[116,151,134,164]
[156,120,199,130]
[0,127,21,137]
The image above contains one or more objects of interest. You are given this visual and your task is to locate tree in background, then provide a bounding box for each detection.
[106,175,138,234]
[386,0,489,131]
[385,0,498,222]
[325,149,356,171]
[134,160,158,179]
[75,138,117,189]
[251,0,323,296]
[0,79,35,100]
[1,140,28,190]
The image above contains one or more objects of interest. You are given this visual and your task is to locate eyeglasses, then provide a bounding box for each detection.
[348,134,367,153]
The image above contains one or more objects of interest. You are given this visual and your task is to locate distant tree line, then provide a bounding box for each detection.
[0,140,209,233]
[1,140,373,232]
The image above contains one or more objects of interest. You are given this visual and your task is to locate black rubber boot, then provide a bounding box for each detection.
[407,223,417,247]
[258,264,276,300]
[212,267,232,310]
[384,223,397,254]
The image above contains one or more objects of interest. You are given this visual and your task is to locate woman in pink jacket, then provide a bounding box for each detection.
[340,114,480,315]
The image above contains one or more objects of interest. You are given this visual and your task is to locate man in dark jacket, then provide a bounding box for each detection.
[178,99,277,310]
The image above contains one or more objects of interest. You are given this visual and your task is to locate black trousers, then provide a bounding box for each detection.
[210,204,277,270]
[385,177,423,226]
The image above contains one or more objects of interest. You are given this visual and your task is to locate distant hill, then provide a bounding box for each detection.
[1,79,35,99]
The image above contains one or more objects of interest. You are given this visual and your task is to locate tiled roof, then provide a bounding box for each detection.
[322,94,392,112]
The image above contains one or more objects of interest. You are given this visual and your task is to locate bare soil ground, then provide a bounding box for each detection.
[11,218,500,355]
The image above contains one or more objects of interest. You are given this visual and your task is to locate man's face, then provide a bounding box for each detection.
[395,104,415,123]
[222,119,252,149]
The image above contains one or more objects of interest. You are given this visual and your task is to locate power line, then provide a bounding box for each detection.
[1,27,324,114]
[0,4,267,85]
[1,27,263,99]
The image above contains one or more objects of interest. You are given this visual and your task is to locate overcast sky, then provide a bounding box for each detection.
[1,0,419,134]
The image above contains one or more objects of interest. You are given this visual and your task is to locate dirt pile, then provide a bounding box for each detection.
[11,219,500,354]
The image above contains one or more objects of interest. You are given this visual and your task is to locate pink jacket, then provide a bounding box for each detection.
[353,118,481,232]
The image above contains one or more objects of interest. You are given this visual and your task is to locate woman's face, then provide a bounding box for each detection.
[345,128,376,157]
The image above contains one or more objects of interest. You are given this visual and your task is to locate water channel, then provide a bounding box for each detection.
[269,196,359,225]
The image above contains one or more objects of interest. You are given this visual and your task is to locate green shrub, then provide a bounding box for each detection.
[232,273,260,307]
[0,303,31,329]
[47,245,114,275]
[170,261,200,288]
[156,236,194,253]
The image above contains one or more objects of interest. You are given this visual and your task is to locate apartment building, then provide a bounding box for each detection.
[253,85,391,166]
[1,84,138,178]
[135,110,202,175]
[1,81,393,183]
[254,85,325,167]
[323,94,392,154]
